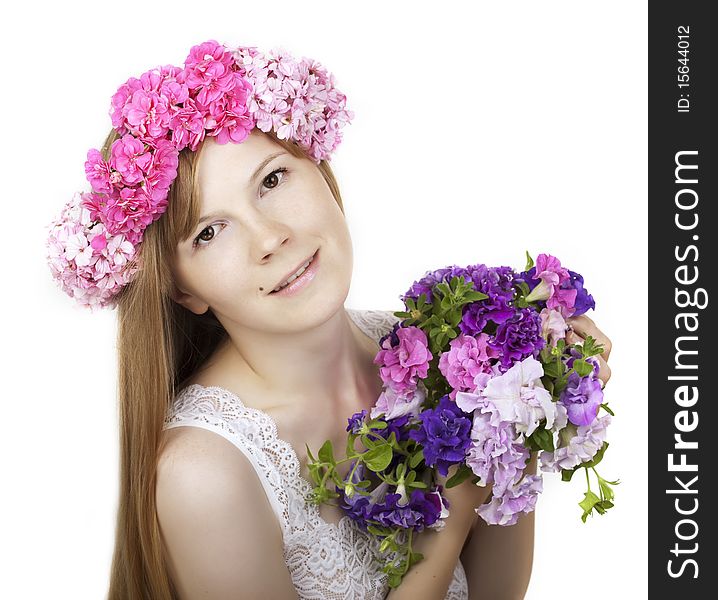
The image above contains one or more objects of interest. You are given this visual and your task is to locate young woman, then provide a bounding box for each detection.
[47,40,612,600]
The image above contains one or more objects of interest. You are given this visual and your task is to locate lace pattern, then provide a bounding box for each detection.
[163,308,469,600]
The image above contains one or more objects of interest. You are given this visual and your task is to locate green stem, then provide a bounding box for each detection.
[584,467,591,492]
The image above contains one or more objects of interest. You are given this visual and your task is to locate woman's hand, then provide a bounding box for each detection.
[565,313,613,388]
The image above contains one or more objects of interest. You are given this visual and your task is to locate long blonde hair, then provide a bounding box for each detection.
[105,129,345,599]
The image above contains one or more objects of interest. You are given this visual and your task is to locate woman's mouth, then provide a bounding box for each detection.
[268,249,320,297]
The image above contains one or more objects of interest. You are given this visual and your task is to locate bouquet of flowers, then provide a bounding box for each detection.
[305,252,618,588]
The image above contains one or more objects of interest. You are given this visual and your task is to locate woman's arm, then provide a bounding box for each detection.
[386,465,493,599]
[384,516,473,600]
[460,453,538,600]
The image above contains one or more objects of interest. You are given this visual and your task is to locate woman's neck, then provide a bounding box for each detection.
[197,308,382,415]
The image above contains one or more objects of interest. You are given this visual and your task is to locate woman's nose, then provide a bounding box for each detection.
[244,212,292,260]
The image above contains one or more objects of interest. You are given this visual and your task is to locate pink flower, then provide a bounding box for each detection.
[230,45,354,163]
[203,75,255,145]
[439,333,499,391]
[546,287,578,319]
[125,88,172,141]
[146,139,179,197]
[539,307,567,347]
[169,97,207,151]
[526,253,569,302]
[101,186,154,239]
[374,326,433,395]
[84,149,113,194]
[45,192,139,310]
[110,135,153,185]
[184,40,238,106]
[525,253,578,318]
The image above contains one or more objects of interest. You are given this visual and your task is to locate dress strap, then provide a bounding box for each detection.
[163,385,305,538]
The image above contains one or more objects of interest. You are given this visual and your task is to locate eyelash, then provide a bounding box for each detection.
[191,167,289,250]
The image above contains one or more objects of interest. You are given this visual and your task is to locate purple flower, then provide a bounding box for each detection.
[559,370,603,426]
[489,307,545,369]
[336,461,374,529]
[477,474,543,526]
[408,395,473,477]
[401,265,471,305]
[541,414,611,472]
[458,265,517,335]
[400,264,516,335]
[370,489,443,531]
[375,413,413,444]
[565,270,595,316]
[346,409,368,434]
[465,410,530,497]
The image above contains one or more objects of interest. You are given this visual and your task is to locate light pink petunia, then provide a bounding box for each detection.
[438,333,499,392]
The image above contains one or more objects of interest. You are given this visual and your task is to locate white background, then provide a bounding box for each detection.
[1,1,647,597]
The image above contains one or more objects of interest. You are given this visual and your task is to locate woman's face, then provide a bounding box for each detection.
[170,129,354,333]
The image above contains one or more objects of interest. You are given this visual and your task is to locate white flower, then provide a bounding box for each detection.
[482,356,558,437]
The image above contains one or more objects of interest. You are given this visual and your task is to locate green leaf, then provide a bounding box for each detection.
[524,250,535,271]
[542,360,561,379]
[526,425,555,452]
[601,403,615,416]
[445,464,474,488]
[318,439,334,464]
[579,490,601,522]
[367,524,391,536]
[409,448,424,469]
[579,335,605,358]
[361,434,377,449]
[572,358,593,377]
[465,290,489,302]
[363,444,393,472]
[598,477,616,502]
[561,468,577,482]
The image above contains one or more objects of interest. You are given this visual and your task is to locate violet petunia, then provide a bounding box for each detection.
[559,370,604,427]
[408,395,473,477]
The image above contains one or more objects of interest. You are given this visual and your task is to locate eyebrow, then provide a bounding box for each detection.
[194,150,288,229]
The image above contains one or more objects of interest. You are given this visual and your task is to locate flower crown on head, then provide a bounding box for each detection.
[45,39,354,311]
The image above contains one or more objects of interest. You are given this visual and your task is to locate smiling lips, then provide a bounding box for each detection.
[271,250,318,293]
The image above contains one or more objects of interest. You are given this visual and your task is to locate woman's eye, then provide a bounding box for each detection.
[192,167,288,250]
[261,167,288,194]
[192,223,225,250]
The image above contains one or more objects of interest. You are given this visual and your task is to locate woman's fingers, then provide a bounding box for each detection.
[565,329,612,388]
[565,314,612,362]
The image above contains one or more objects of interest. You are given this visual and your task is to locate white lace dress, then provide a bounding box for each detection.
[163,308,469,600]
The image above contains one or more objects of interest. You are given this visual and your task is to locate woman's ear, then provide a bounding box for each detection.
[170,283,211,315]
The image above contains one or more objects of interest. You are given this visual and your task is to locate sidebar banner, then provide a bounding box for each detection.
[650,2,716,596]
